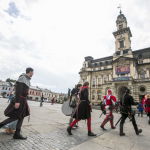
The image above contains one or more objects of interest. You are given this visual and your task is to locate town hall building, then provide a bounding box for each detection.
[79,11,150,105]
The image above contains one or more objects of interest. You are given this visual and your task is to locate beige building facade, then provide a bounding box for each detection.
[79,12,150,105]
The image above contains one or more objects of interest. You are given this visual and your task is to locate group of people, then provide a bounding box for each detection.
[0,67,150,140]
[66,82,150,137]
[40,96,55,107]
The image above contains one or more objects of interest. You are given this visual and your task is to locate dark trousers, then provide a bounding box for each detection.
[138,111,143,117]
[120,113,138,133]
[1,117,24,130]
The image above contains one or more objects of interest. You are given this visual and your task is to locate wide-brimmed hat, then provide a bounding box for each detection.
[146,94,150,99]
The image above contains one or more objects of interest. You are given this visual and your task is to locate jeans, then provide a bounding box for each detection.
[2,120,18,130]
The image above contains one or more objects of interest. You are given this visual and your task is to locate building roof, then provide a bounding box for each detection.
[30,86,42,91]
[1,81,12,87]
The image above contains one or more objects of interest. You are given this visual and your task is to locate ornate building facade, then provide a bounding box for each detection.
[79,12,150,105]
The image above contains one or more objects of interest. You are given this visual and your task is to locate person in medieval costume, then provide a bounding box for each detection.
[69,84,82,127]
[145,94,150,124]
[0,67,33,140]
[120,89,142,136]
[67,82,96,136]
[100,89,117,130]
[143,94,147,108]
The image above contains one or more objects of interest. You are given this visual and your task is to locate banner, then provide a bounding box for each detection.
[115,66,130,75]
[113,77,130,81]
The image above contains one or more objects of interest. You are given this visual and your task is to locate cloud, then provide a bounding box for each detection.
[0,0,150,93]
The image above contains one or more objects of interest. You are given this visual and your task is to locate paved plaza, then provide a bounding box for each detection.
[0,98,150,150]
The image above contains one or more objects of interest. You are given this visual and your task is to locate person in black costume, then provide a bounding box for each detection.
[67,82,96,136]
[120,89,142,136]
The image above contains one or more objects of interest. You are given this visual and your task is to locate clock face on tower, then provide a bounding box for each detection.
[118,17,123,21]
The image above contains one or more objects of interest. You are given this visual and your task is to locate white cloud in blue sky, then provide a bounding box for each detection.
[0,0,150,93]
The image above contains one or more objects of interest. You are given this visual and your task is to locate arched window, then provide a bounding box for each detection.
[92,91,95,99]
[97,90,101,100]
[93,78,96,85]
[98,78,101,85]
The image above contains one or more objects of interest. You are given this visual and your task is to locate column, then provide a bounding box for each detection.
[147,69,149,78]
[101,75,103,84]
[109,74,111,81]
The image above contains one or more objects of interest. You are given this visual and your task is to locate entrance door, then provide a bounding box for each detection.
[139,95,144,102]
[118,86,128,101]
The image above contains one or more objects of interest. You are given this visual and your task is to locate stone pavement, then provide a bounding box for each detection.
[0,98,150,150]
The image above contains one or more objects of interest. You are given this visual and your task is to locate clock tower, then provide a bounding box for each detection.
[113,11,133,60]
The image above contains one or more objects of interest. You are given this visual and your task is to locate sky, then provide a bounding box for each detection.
[0,0,150,93]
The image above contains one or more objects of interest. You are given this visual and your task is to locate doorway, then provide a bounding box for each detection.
[139,95,145,102]
[118,86,128,101]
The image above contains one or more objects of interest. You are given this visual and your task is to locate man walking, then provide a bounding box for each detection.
[120,89,142,136]
[40,94,44,107]
[100,89,117,130]
[0,67,33,140]
[69,84,82,126]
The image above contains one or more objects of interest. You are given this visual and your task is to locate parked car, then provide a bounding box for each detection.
[0,95,3,98]
[59,100,63,104]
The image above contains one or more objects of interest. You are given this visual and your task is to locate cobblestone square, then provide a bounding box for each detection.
[0,98,150,150]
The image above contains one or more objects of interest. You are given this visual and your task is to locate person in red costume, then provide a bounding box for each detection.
[145,94,150,124]
[51,98,54,105]
[100,89,117,130]
[67,82,96,136]
[143,94,147,107]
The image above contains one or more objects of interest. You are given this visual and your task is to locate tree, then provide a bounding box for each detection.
[2,92,7,98]
[64,97,68,102]
[6,78,16,83]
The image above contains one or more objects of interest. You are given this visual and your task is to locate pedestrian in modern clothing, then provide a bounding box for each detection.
[138,100,144,117]
[67,82,96,136]
[145,94,150,124]
[51,98,54,105]
[2,120,18,134]
[0,67,34,140]
[8,94,12,103]
[40,95,44,107]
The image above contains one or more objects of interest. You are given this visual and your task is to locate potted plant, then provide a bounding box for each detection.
[98,84,101,87]
[92,85,95,87]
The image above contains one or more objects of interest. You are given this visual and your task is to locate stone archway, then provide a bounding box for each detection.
[118,86,128,101]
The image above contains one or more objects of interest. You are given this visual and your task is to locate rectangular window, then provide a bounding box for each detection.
[93,79,96,85]
[121,74,126,77]
[2,87,4,90]
[30,91,32,94]
[140,74,145,79]
[104,77,108,81]
[32,91,34,94]
[119,24,123,29]
[9,88,11,91]
[6,88,7,90]
[120,41,124,48]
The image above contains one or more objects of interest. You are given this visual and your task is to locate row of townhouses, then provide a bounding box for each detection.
[0,80,67,101]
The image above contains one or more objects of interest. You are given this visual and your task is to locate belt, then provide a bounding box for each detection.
[21,96,26,99]
[81,100,86,101]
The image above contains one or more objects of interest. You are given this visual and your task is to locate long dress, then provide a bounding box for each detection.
[4,82,30,119]
[73,87,91,120]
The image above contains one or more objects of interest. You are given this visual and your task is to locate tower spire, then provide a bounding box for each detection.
[117,4,122,14]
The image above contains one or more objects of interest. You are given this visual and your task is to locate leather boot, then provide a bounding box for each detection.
[67,126,72,135]
[133,124,142,135]
[111,126,116,129]
[100,125,107,131]
[5,127,11,134]
[9,127,15,134]
[0,123,4,128]
[13,129,27,140]
[120,124,125,136]
[88,131,96,136]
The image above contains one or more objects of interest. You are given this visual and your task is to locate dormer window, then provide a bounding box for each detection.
[119,24,123,29]
[120,41,124,48]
